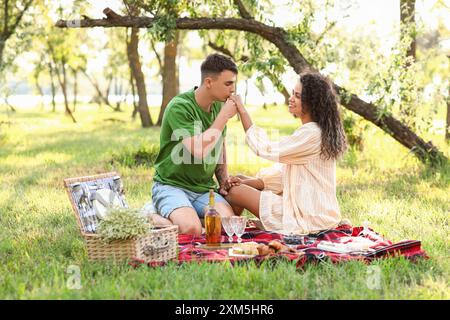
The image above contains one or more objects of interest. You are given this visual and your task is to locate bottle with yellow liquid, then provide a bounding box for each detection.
[205,189,222,246]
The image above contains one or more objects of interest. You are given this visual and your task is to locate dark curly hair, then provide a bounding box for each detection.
[299,72,347,160]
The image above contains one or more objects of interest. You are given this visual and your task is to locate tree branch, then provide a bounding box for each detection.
[315,21,336,45]
[3,0,9,35]
[150,39,163,71]
[233,0,253,19]
[207,41,249,62]
[9,0,33,36]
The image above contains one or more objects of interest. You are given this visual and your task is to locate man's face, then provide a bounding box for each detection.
[205,70,237,102]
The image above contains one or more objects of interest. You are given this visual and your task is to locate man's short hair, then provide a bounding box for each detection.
[201,54,238,82]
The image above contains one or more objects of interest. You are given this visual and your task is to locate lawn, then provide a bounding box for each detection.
[0,103,449,299]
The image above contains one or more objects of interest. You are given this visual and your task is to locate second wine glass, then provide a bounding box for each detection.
[231,216,247,243]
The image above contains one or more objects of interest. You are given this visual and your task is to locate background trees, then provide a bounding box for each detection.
[0,0,448,165]
[55,0,449,165]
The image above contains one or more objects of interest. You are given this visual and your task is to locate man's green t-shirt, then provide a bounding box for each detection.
[153,88,226,193]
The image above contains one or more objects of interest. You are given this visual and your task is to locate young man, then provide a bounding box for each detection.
[151,54,238,235]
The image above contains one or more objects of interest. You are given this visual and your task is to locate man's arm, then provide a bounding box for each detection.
[230,95,253,132]
[215,140,229,195]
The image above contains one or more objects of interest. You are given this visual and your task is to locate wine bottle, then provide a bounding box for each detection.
[205,189,222,245]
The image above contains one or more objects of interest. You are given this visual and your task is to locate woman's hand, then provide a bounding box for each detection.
[230,94,245,113]
[225,176,242,190]
[230,94,253,132]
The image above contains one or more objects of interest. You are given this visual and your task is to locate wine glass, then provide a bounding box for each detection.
[221,217,235,243]
[231,216,247,243]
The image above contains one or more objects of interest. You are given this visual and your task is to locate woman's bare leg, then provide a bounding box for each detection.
[230,204,245,216]
[225,184,261,218]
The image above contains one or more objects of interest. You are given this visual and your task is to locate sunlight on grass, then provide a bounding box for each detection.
[0,103,449,299]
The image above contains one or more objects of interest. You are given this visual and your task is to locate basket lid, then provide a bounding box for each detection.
[64,172,128,234]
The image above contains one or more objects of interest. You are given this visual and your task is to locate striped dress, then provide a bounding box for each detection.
[245,122,341,235]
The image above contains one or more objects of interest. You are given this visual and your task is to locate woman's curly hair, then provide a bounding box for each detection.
[299,72,347,160]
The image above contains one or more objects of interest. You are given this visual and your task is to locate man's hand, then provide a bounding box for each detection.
[220,98,237,119]
[218,176,242,196]
[218,184,229,196]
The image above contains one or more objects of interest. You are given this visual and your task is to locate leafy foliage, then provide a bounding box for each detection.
[97,207,153,243]
[342,110,369,151]
[111,144,160,168]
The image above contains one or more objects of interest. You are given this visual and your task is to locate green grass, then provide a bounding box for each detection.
[0,103,449,299]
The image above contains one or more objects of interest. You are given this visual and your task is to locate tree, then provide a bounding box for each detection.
[55,2,447,165]
[0,0,33,112]
[77,27,130,112]
[400,0,416,62]
[120,3,153,127]
[398,0,417,127]
[447,55,450,141]
[158,31,179,125]
[126,25,153,127]
[0,0,33,69]
[207,38,291,106]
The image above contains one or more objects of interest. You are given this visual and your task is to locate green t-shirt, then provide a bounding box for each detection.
[153,88,226,193]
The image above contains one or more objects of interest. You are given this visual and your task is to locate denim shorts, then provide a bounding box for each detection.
[151,181,229,219]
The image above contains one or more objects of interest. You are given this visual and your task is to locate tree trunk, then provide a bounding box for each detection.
[56,60,77,123]
[126,27,152,127]
[113,77,122,111]
[130,71,138,119]
[399,0,416,124]
[0,0,33,68]
[266,73,290,106]
[48,62,57,112]
[158,31,179,126]
[72,68,78,112]
[82,70,115,109]
[446,62,450,141]
[55,14,447,165]
[446,94,450,142]
[400,0,416,61]
[33,72,45,110]
[0,40,5,69]
[281,87,290,106]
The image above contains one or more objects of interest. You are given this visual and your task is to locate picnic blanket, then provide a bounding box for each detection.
[129,224,427,268]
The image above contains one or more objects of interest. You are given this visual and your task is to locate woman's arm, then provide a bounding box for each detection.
[230,95,253,132]
[241,177,264,190]
[226,175,264,191]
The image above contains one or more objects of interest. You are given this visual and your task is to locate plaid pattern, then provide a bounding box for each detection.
[129,224,428,268]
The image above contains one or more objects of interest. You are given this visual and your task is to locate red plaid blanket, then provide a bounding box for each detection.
[129,224,427,268]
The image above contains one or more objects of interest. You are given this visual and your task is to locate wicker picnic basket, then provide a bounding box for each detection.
[64,172,178,263]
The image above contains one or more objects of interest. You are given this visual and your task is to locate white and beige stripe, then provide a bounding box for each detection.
[246,122,341,235]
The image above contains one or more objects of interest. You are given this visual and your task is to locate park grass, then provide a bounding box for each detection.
[0,103,449,300]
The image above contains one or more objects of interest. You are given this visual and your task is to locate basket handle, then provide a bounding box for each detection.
[143,243,171,256]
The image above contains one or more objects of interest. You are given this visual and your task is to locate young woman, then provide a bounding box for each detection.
[226,72,348,235]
